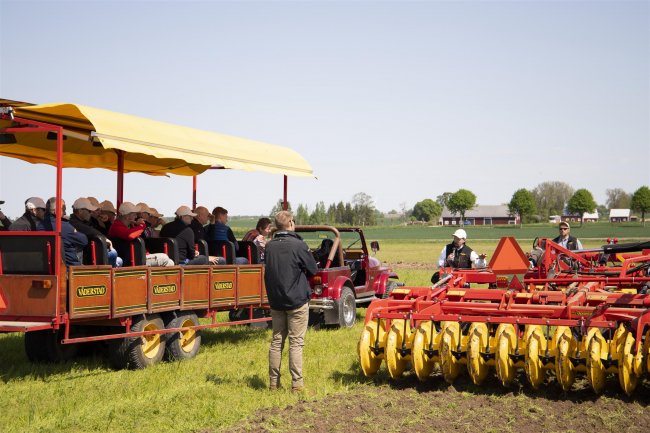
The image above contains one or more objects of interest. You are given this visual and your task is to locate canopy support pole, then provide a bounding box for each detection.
[54,126,63,319]
[283,175,288,210]
[116,150,125,208]
[192,176,197,210]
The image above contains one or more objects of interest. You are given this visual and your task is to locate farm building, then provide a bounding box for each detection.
[439,205,518,226]
[609,208,631,223]
[582,211,599,223]
[561,214,582,224]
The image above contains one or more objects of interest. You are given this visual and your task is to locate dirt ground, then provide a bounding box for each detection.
[219,374,650,433]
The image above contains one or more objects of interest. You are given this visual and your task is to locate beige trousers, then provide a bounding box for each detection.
[269,303,309,389]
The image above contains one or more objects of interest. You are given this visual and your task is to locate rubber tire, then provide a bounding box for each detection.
[109,314,166,370]
[25,329,79,363]
[337,287,356,328]
[382,281,398,299]
[165,313,201,361]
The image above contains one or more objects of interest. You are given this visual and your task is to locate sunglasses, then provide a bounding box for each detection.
[559,227,568,231]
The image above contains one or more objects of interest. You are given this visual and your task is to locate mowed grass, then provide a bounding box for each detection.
[1,225,649,433]
[0,317,367,433]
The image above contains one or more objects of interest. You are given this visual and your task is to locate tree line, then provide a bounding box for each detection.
[269,192,379,226]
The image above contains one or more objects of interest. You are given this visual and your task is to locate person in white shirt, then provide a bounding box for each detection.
[437,228,487,269]
[552,221,583,250]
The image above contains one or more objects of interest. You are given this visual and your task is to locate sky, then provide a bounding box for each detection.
[0,0,648,219]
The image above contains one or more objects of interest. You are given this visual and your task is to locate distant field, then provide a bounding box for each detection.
[229,219,650,241]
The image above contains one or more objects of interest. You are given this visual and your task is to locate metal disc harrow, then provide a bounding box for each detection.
[359,237,650,395]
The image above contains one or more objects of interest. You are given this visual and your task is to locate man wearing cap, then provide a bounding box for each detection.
[70,197,122,267]
[160,206,219,265]
[96,200,117,236]
[9,197,48,231]
[552,222,582,250]
[437,228,487,269]
[46,197,88,266]
[109,202,174,266]
[0,200,11,230]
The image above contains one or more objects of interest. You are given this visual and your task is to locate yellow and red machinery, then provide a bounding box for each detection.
[359,237,650,395]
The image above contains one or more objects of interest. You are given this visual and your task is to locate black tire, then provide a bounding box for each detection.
[337,287,356,328]
[25,329,79,363]
[165,312,201,361]
[382,280,399,299]
[109,314,166,370]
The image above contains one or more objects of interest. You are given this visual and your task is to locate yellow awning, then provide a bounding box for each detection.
[0,102,313,177]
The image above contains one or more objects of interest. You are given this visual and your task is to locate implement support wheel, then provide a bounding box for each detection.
[358,318,386,377]
[412,320,438,382]
[467,323,490,385]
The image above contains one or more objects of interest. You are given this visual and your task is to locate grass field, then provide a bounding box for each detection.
[1,225,649,433]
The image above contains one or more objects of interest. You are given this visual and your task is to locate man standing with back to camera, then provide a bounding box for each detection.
[264,211,317,392]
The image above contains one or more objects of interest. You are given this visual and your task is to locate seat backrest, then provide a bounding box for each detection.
[112,237,146,266]
[145,237,180,265]
[196,239,209,256]
[83,234,109,265]
[207,240,235,264]
[237,241,260,264]
[0,234,56,274]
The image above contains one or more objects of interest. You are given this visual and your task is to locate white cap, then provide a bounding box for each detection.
[453,229,467,239]
[175,205,197,217]
[25,197,46,210]
[118,201,139,215]
[72,197,98,211]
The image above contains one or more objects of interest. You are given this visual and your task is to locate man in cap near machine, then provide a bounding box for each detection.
[552,221,582,250]
[437,228,487,269]
[9,197,48,231]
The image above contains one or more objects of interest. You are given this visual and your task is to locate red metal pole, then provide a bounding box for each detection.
[116,150,124,208]
[192,175,197,210]
[55,126,63,318]
[283,175,288,211]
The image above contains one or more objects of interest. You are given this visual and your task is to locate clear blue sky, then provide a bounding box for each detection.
[1,0,648,218]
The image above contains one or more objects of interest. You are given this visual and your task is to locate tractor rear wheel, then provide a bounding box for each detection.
[337,287,356,328]
[110,314,166,369]
[165,312,201,361]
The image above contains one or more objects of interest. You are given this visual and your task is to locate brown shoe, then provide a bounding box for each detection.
[291,386,304,393]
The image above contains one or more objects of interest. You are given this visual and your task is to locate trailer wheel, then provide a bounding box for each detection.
[25,329,79,363]
[337,287,356,328]
[110,315,166,369]
[165,313,201,361]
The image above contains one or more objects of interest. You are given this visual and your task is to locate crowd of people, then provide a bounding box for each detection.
[0,197,275,268]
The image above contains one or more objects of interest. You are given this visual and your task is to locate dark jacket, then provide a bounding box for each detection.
[160,219,196,263]
[190,218,207,242]
[9,212,43,231]
[445,243,474,269]
[0,215,11,230]
[264,231,318,310]
[60,219,88,266]
[208,222,239,252]
[552,235,579,250]
[69,214,107,241]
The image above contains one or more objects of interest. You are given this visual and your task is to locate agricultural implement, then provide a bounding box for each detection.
[0,100,313,369]
[359,237,650,395]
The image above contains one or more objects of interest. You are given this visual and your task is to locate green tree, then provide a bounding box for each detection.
[567,188,597,227]
[412,199,442,222]
[447,189,477,225]
[295,204,309,225]
[532,181,574,218]
[335,201,345,224]
[606,188,631,209]
[436,192,453,208]
[310,201,327,224]
[508,188,537,227]
[269,199,291,217]
[631,186,650,227]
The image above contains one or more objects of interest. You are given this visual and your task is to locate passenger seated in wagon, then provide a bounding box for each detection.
[9,196,48,231]
[160,205,220,265]
[108,201,174,266]
[209,206,248,264]
[69,197,123,267]
[45,197,88,266]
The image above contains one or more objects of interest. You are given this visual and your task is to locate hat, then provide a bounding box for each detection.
[86,197,100,207]
[559,221,570,229]
[118,201,139,215]
[149,207,163,218]
[99,200,117,214]
[0,200,4,205]
[175,205,197,217]
[72,197,98,211]
[136,202,151,214]
[25,197,46,210]
[452,229,467,239]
